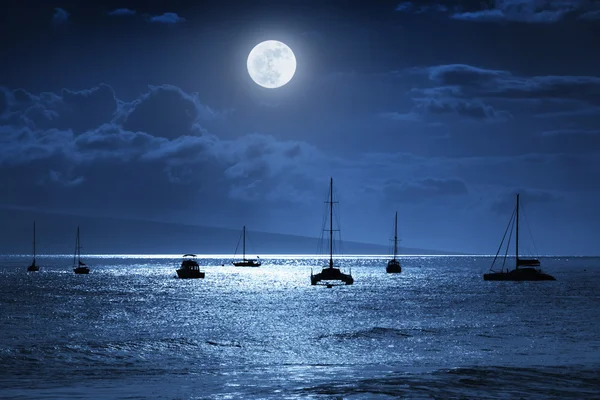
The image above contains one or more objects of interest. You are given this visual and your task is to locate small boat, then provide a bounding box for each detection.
[483,194,555,281]
[311,178,353,286]
[73,226,89,275]
[232,226,261,267]
[176,254,205,279]
[386,211,401,274]
[27,221,40,272]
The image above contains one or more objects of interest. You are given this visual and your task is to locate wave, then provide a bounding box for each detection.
[316,326,430,341]
[294,365,600,399]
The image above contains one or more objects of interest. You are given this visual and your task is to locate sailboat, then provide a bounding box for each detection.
[386,211,401,273]
[73,226,90,275]
[176,254,205,279]
[27,221,40,272]
[310,178,354,286]
[483,194,555,281]
[232,226,261,267]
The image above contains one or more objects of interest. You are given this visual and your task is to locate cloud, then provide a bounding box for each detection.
[395,0,599,23]
[411,95,512,121]
[383,69,514,122]
[119,84,224,139]
[1,82,598,254]
[395,2,414,12]
[108,8,136,16]
[427,64,511,87]
[52,7,69,24]
[0,84,118,134]
[450,0,588,23]
[579,10,600,20]
[415,64,600,119]
[491,188,563,214]
[395,2,447,14]
[383,177,469,203]
[147,12,185,24]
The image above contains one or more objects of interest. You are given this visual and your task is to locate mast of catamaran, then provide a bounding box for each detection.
[393,211,398,261]
[329,178,333,268]
[515,193,520,269]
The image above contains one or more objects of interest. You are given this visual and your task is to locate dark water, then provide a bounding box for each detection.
[1,255,599,399]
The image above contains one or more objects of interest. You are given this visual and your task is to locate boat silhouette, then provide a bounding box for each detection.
[27,221,40,272]
[232,226,261,267]
[386,211,401,274]
[73,226,89,275]
[311,178,353,286]
[176,254,205,279]
[483,194,555,281]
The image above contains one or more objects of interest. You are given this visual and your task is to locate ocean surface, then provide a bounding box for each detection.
[1,255,599,399]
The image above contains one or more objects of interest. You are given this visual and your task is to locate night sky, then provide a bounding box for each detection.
[1,0,599,255]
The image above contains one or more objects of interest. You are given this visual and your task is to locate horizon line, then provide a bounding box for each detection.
[1,253,597,258]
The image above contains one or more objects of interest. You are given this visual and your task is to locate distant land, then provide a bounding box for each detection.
[0,207,465,255]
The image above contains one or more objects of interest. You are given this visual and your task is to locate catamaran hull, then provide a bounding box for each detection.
[484,269,555,281]
[386,260,401,273]
[311,267,354,285]
[74,267,89,274]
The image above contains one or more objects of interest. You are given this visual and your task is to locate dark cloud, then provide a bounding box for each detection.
[579,10,600,19]
[491,188,563,215]
[121,85,201,139]
[451,0,590,23]
[382,73,513,122]
[395,1,598,24]
[147,13,185,24]
[411,95,512,121]
[395,1,448,14]
[108,8,136,16]
[404,64,600,123]
[426,65,600,103]
[1,80,598,254]
[52,7,69,25]
[427,64,510,87]
[0,84,118,134]
[383,177,469,203]
[0,83,329,230]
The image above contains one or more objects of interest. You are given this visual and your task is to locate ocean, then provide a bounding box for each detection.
[1,255,599,399]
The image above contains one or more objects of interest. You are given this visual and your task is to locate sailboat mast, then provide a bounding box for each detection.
[33,221,36,262]
[329,177,333,268]
[242,226,246,260]
[77,226,81,264]
[515,194,519,269]
[393,211,398,260]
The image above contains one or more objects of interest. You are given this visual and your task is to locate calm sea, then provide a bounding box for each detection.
[1,255,599,399]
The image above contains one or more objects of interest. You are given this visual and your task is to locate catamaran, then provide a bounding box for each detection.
[483,194,555,281]
[311,178,354,286]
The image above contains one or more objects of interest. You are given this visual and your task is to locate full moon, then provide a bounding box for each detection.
[247,40,296,89]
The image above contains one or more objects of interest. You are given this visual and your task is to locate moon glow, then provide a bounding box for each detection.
[247,40,297,89]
